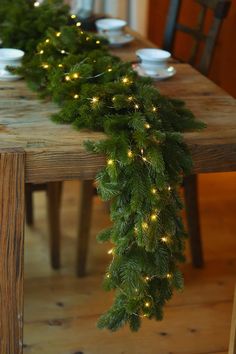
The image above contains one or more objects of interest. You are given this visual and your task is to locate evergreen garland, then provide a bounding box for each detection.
[3,2,206,331]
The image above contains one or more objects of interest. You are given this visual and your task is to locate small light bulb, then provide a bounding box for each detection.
[42,64,49,69]
[166,273,172,279]
[142,222,148,230]
[135,288,138,293]
[107,159,114,166]
[45,38,50,44]
[134,104,139,109]
[72,73,79,79]
[58,64,63,68]
[134,227,138,234]
[106,273,110,279]
[96,40,100,44]
[152,106,157,112]
[145,302,150,308]
[145,123,150,129]
[161,236,169,243]
[71,14,76,19]
[108,248,114,255]
[76,22,82,27]
[34,1,40,7]
[112,96,116,102]
[151,188,157,195]
[168,186,171,191]
[61,50,66,54]
[128,96,133,101]
[65,75,71,81]
[122,76,129,84]
[39,50,44,55]
[92,97,99,104]
[151,214,157,221]
[74,94,79,99]
[142,157,147,162]
[145,276,150,281]
[56,32,61,37]
[86,36,90,41]
[127,150,133,158]
[108,68,112,72]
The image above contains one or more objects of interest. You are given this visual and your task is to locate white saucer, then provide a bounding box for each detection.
[0,70,22,81]
[106,34,134,47]
[133,64,176,80]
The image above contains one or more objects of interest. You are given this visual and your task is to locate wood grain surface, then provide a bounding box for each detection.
[0,35,235,183]
[0,149,25,354]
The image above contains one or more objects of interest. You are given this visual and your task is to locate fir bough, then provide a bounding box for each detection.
[5,4,206,331]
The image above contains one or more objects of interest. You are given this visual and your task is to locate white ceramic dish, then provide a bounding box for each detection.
[108,33,134,47]
[96,18,127,37]
[136,48,171,76]
[0,48,24,81]
[133,63,176,81]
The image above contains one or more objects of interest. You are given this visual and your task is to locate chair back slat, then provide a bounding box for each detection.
[163,0,232,74]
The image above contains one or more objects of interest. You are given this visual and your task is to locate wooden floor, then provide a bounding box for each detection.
[24,172,236,354]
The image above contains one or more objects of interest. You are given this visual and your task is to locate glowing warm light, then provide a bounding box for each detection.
[74,94,79,99]
[45,38,50,44]
[92,97,99,104]
[76,22,82,27]
[161,236,169,243]
[151,214,157,221]
[152,106,157,112]
[145,123,150,129]
[96,40,100,44]
[86,36,90,41]
[151,188,157,194]
[72,73,79,79]
[122,76,129,84]
[107,159,114,166]
[39,50,44,54]
[108,249,114,255]
[71,14,76,19]
[145,276,150,281]
[145,302,150,308]
[142,157,147,162]
[61,50,66,54]
[134,104,139,109]
[56,32,61,37]
[108,68,112,72]
[106,273,110,278]
[127,150,133,158]
[168,186,171,191]
[42,64,49,69]
[112,96,116,102]
[142,222,148,230]
[166,273,172,279]
[134,227,138,234]
[58,64,63,68]
[34,1,40,7]
[65,75,71,81]
[128,96,133,101]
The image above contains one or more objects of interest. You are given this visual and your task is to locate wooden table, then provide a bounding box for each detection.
[0,34,236,353]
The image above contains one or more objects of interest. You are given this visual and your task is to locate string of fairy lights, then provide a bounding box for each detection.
[31,2,176,319]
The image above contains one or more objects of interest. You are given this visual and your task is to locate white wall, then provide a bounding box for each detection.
[71,0,148,36]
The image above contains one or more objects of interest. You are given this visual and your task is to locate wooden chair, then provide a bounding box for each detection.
[163,0,231,267]
[26,180,94,276]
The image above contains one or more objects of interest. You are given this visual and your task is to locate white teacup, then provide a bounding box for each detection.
[0,48,24,79]
[95,18,127,39]
[136,48,171,76]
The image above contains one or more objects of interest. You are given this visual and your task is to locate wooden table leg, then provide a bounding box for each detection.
[47,182,63,270]
[0,149,25,354]
[76,180,94,277]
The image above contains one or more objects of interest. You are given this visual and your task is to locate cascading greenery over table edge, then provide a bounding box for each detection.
[0,0,206,332]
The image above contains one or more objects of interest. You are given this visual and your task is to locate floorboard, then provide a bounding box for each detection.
[24,172,236,353]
